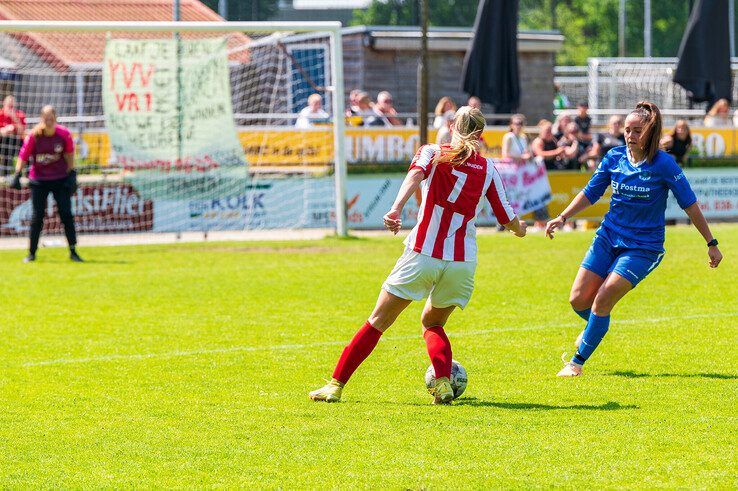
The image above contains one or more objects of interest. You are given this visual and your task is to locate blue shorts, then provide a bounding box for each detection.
[581,228,665,287]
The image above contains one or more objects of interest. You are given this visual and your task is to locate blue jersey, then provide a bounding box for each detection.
[583,146,697,252]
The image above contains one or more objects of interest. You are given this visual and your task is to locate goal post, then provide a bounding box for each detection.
[0,20,348,238]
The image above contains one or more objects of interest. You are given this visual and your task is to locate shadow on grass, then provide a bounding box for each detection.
[74,259,130,265]
[607,370,738,380]
[454,398,638,411]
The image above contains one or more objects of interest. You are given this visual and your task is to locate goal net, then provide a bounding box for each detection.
[0,21,347,241]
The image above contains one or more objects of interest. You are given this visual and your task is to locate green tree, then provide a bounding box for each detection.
[351,0,478,28]
[354,0,711,66]
[520,0,694,64]
[200,0,279,21]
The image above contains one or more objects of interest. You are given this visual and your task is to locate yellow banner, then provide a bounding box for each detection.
[545,171,612,219]
[76,126,738,167]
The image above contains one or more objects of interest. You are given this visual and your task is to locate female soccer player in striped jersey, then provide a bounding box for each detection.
[310,106,527,404]
[545,101,723,377]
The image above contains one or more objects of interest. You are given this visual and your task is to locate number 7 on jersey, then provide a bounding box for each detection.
[447,168,467,203]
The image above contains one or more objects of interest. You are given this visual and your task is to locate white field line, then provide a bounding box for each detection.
[19,311,738,368]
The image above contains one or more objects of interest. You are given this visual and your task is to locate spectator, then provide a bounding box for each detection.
[366,91,402,127]
[574,101,592,140]
[433,97,457,129]
[464,96,490,153]
[660,119,692,166]
[11,105,82,263]
[704,98,731,127]
[594,115,625,158]
[557,122,596,170]
[345,89,362,117]
[295,94,330,128]
[552,111,573,140]
[346,91,375,126]
[532,119,565,170]
[501,114,531,162]
[0,95,26,175]
[433,97,456,145]
[553,83,570,110]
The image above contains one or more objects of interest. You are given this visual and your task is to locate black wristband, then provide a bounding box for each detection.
[558,214,567,224]
[707,238,718,247]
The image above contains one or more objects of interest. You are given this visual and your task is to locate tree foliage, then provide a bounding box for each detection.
[352,0,701,65]
[351,0,478,28]
[200,0,279,21]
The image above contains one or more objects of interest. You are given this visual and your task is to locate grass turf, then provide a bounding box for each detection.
[1,225,736,488]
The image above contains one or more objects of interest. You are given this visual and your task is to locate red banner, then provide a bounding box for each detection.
[0,184,153,236]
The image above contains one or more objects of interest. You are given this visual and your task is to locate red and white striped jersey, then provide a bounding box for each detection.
[404,144,515,262]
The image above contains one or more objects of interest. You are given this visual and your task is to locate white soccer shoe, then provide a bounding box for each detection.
[309,378,344,402]
[557,357,583,377]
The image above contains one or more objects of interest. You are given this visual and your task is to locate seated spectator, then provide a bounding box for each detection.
[0,95,26,175]
[704,98,731,127]
[660,119,692,166]
[501,114,531,162]
[574,101,592,141]
[552,111,573,140]
[435,110,454,145]
[557,122,596,170]
[345,91,374,126]
[365,91,402,127]
[433,96,457,129]
[295,94,330,128]
[531,119,565,170]
[594,115,625,158]
[345,89,362,117]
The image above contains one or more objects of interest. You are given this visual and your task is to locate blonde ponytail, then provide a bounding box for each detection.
[437,106,485,166]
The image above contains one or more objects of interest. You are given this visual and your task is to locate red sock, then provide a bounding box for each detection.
[424,325,452,379]
[332,321,383,384]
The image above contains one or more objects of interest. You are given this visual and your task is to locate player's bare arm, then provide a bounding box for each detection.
[502,215,527,237]
[383,166,425,234]
[545,191,593,239]
[684,202,723,268]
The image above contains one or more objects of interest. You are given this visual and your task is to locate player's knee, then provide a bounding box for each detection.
[591,290,616,316]
[569,291,592,311]
[420,309,436,327]
[367,313,392,332]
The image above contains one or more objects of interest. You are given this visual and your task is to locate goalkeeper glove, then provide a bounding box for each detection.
[65,169,78,194]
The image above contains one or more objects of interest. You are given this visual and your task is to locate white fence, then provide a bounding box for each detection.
[555,58,738,124]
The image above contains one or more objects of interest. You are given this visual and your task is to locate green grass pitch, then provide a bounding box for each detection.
[1,225,736,488]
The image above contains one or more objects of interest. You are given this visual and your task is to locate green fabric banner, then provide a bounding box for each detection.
[102,37,247,172]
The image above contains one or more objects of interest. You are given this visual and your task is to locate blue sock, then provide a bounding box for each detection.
[572,313,610,365]
[574,307,591,321]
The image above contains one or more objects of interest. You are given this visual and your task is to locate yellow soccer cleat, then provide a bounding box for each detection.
[309,378,344,402]
[428,376,454,404]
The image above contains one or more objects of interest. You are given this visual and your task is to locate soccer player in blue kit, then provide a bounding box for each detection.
[545,102,723,377]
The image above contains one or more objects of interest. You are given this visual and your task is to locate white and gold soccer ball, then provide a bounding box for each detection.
[425,360,468,399]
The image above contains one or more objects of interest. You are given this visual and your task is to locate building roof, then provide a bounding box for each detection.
[342,26,564,53]
[0,0,250,70]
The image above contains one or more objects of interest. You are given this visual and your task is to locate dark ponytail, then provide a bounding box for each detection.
[630,101,662,161]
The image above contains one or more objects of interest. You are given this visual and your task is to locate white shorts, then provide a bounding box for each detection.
[382,249,476,309]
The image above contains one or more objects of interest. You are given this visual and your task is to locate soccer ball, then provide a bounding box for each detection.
[425,360,468,399]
